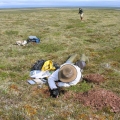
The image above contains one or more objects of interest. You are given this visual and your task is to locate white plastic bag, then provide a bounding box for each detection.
[30,70,51,78]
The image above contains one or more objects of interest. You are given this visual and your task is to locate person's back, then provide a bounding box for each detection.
[79,8,83,14]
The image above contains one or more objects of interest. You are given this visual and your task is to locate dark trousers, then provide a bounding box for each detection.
[75,60,86,69]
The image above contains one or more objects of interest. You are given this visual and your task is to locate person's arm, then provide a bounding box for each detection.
[48,69,60,98]
[57,82,71,87]
[48,69,59,90]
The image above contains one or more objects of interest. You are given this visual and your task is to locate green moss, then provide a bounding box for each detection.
[68,81,92,93]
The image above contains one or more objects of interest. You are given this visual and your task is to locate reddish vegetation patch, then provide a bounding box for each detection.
[30,86,50,98]
[83,74,105,84]
[63,88,120,113]
[9,84,19,91]
[42,88,50,97]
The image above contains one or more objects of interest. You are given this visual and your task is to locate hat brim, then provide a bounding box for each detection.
[58,64,77,83]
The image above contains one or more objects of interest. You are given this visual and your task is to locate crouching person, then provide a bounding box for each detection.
[48,54,88,98]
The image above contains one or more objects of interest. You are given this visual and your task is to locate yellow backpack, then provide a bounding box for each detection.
[41,60,56,71]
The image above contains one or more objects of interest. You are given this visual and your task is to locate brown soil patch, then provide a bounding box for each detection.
[83,73,105,84]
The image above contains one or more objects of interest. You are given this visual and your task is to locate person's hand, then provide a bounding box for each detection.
[56,82,58,87]
[50,88,59,98]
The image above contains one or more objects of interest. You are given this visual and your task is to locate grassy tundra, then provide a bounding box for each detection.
[0,8,120,119]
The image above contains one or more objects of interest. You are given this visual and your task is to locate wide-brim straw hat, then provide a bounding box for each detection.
[58,64,77,83]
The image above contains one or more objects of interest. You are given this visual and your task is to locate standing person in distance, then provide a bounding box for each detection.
[78,8,84,20]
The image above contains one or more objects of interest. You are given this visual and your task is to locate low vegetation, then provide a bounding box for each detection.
[0,8,120,119]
